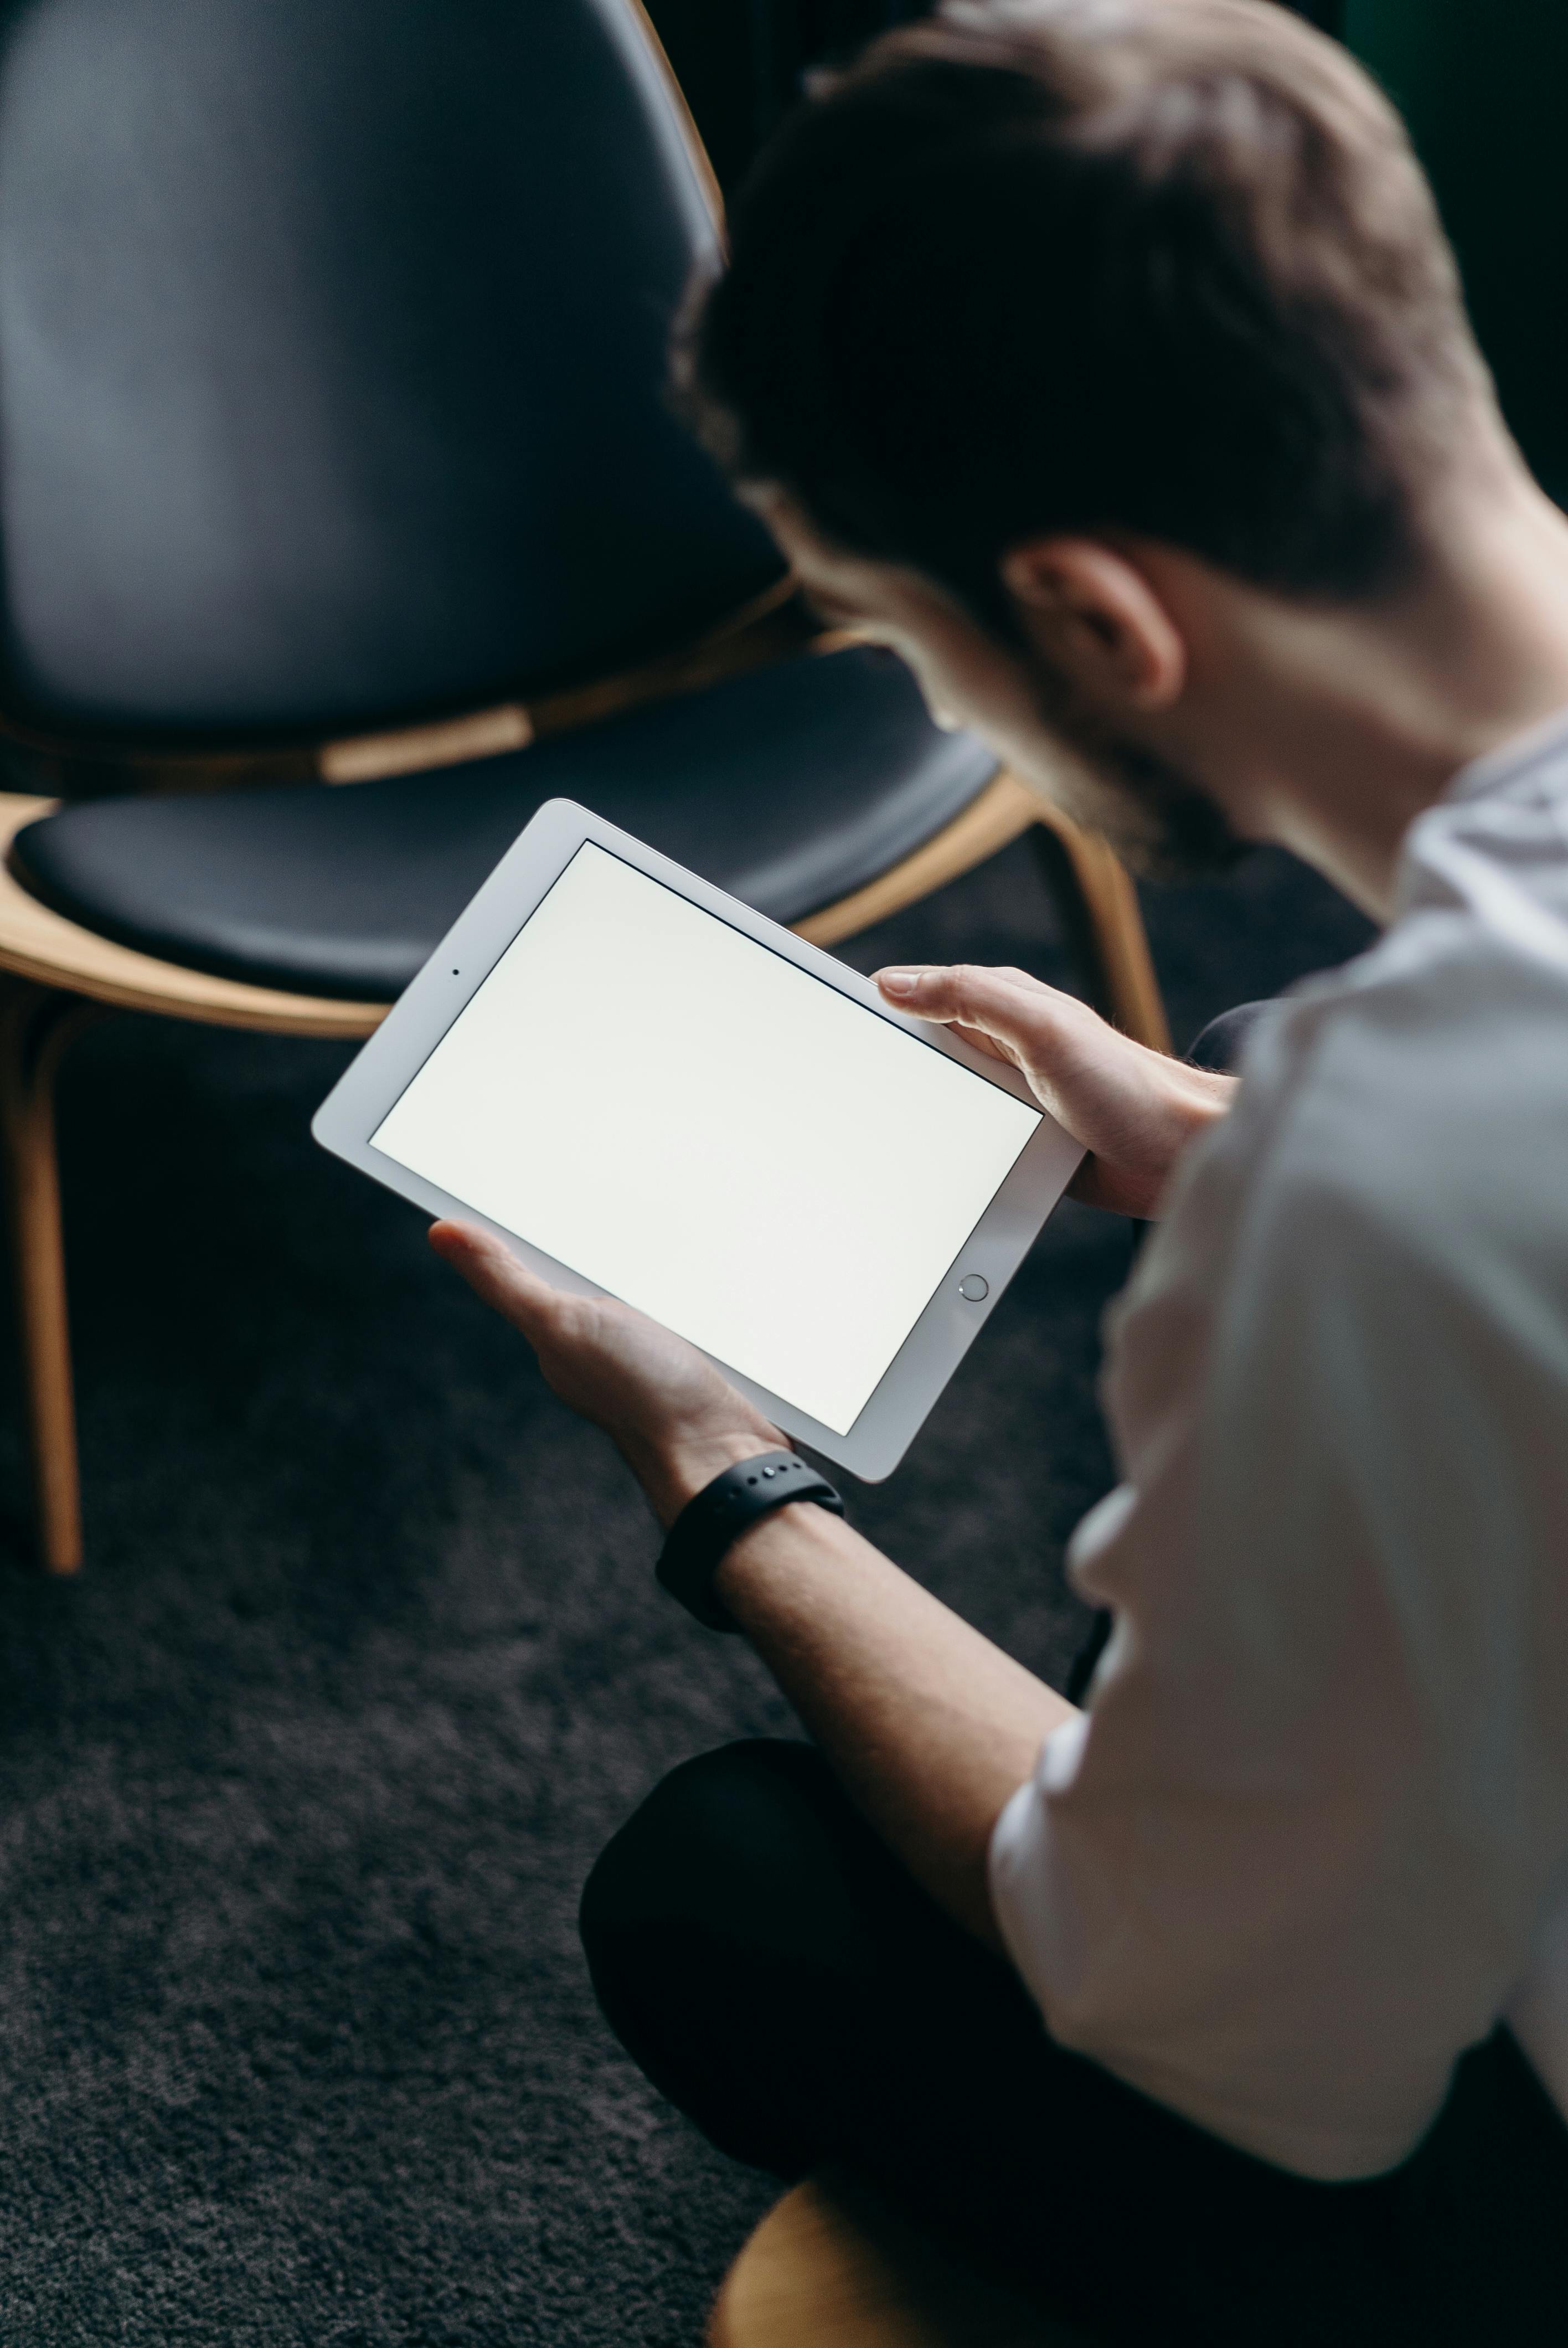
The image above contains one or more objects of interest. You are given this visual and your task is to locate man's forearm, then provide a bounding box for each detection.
[711,1501,1078,1944]
[427,1219,1080,1943]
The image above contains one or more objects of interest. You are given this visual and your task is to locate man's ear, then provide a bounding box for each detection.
[999,538,1187,712]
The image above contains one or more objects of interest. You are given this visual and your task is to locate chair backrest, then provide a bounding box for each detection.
[0,0,781,747]
[1344,0,1568,504]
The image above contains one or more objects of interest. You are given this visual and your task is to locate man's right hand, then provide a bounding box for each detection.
[875,964,1236,1218]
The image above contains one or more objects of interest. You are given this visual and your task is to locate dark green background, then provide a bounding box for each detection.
[1348,1,1568,502]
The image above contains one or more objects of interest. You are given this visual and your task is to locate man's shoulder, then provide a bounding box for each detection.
[1226,920,1568,1279]
[1239,939,1559,1268]
[1149,785,1568,1354]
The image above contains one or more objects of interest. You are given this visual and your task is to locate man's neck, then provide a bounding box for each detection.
[1147,449,1568,920]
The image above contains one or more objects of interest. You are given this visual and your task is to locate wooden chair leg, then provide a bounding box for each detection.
[0,980,99,1573]
[1030,810,1170,1054]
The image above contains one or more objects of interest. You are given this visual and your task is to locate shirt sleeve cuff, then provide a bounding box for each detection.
[987,1712,1091,2005]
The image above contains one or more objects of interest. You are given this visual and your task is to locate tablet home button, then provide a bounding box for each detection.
[958,1274,989,1302]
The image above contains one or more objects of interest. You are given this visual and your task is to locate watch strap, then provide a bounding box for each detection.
[656,1448,844,1632]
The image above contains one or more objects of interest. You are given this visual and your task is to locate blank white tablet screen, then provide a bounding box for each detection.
[371,844,1041,1435]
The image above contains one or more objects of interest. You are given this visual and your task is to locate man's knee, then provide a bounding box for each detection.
[577,1740,845,2179]
[579,1737,829,1973]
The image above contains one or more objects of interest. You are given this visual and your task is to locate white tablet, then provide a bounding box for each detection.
[312,799,1083,1480]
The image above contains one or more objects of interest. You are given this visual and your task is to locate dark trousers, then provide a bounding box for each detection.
[580,1739,1568,2345]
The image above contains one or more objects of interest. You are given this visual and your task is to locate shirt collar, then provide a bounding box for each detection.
[1442,700,1568,806]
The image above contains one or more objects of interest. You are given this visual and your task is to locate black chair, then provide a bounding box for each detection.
[0,0,1165,1571]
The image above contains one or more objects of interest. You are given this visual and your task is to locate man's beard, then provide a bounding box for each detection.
[1022,654,1248,885]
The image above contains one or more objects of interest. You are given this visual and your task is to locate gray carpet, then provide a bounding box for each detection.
[0,836,1370,2345]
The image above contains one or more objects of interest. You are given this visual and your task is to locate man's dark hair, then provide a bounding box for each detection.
[682,0,1488,635]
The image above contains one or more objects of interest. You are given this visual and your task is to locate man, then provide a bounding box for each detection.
[431,3,1568,2337]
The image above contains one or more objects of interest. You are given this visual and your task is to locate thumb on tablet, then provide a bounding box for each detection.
[876,962,1049,1032]
[875,962,1065,1067]
[428,1219,561,1339]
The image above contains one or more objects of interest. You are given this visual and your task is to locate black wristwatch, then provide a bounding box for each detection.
[656,1448,844,1632]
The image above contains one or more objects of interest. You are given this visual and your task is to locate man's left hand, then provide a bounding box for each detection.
[428,1220,780,1525]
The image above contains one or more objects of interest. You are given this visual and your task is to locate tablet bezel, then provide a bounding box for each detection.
[312,797,1084,1481]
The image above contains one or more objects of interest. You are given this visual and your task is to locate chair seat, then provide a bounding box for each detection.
[8,650,997,1001]
[710,2175,1092,2347]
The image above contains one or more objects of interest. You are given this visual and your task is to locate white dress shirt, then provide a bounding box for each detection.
[989,710,1568,2180]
